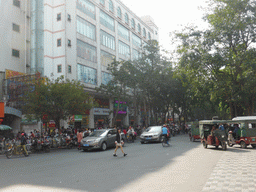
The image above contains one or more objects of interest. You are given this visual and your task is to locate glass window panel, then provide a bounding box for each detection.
[100,0,105,5]
[102,72,112,85]
[76,0,96,19]
[100,10,115,31]
[118,24,129,41]
[143,28,146,37]
[77,64,97,85]
[101,50,114,67]
[118,41,130,58]
[137,23,141,33]
[132,33,142,47]
[125,13,129,24]
[117,7,122,18]
[100,30,115,50]
[148,32,151,40]
[77,16,96,40]
[131,19,135,29]
[132,49,140,60]
[109,0,114,12]
[77,39,97,63]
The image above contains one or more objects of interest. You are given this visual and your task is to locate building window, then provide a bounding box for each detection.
[100,10,115,31]
[57,65,62,73]
[155,31,158,35]
[77,16,96,40]
[13,0,20,8]
[12,49,20,57]
[109,0,114,12]
[100,0,105,6]
[132,33,142,47]
[68,39,71,47]
[100,30,115,50]
[132,49,140,60]
[143,28,146,38]
[76,0,96,20]
[77,64,97,85]
[137,23,141,34]
[119,40,130,58]
[101,50,114,67]
[77,39,97,63]
[12,23,20,32]
[68,65,72,73]
[102,72,112,85]
[57,13,61,21]
[131,19,135,29]
[57,39,61,47]
[125,13,129,25]
[118,23,129,41]
[67,14,71,21]
[117,7,122,19]
[148,32,151,40]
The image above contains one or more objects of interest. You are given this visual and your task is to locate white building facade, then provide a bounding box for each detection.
[1,0,158,130]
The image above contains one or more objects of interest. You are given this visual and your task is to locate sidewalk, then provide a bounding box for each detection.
[202,147,256,192]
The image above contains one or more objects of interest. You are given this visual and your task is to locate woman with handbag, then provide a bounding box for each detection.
[113,129,127,157]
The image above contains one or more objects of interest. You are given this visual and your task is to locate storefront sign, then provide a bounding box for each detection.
[93,108,110,115]
[114,100,127,114]
[49,121,56,128]
[75,115,83,121]
[0,102,4,118]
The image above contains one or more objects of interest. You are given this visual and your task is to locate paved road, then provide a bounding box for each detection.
[0,134,255,192]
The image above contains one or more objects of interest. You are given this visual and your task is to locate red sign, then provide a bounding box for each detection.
[49,121,56,128]
[0,119,3,124]
[0,102,4,118]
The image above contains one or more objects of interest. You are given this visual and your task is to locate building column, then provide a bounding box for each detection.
[89,108,94,129]
[109,98,114,127]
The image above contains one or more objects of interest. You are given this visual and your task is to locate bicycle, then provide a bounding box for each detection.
[162,135,170,147]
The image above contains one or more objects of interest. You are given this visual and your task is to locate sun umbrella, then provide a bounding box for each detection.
[0,125,12,130]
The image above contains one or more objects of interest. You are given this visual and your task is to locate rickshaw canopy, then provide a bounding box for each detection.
[199,120,230,139]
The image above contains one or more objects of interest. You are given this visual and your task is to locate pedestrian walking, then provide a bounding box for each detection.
[77,130,83,150]
[113,129,127,157]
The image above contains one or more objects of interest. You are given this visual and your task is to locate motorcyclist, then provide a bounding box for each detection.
[162,125,169,144]
[20,133,29,157]
[127,126,135,142]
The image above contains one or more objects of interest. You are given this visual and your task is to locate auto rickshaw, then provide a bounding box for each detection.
[227,116,256,149]
[188,121,200,142]
[199,120,228,150]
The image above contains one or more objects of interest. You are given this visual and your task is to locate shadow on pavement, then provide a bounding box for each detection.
[0,134,204,192]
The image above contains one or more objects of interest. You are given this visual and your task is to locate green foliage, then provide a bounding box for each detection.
[175,0,256,119]
[23,76,95,128]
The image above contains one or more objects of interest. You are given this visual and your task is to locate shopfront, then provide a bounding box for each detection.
[114,100,128,126]
[93,98,110,128]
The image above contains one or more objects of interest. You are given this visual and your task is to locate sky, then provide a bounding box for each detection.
[121,0,209,52]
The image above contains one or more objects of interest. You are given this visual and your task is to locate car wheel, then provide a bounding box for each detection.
[140,141,144,144]
[83,149,88,152]
[215,145,219,148]
[251,144,256,149]
[240,141,247,149]
[101,142,107,151]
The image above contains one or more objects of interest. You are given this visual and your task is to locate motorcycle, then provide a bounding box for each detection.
[5,139,29,159]
[30,137,50,153]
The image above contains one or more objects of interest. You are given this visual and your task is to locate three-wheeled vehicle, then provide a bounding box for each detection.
[227,116,256,149]
[188,121,200,142]
[199,120,228,150]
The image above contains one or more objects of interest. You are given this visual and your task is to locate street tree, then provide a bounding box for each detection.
[175,0,256,118]
[23,76,95,130]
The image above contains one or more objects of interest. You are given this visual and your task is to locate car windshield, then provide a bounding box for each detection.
[89,130,107,137]
[145,126,161,132]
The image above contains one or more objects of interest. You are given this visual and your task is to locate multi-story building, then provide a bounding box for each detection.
[0,0,30,132]
[0,0,158,132]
